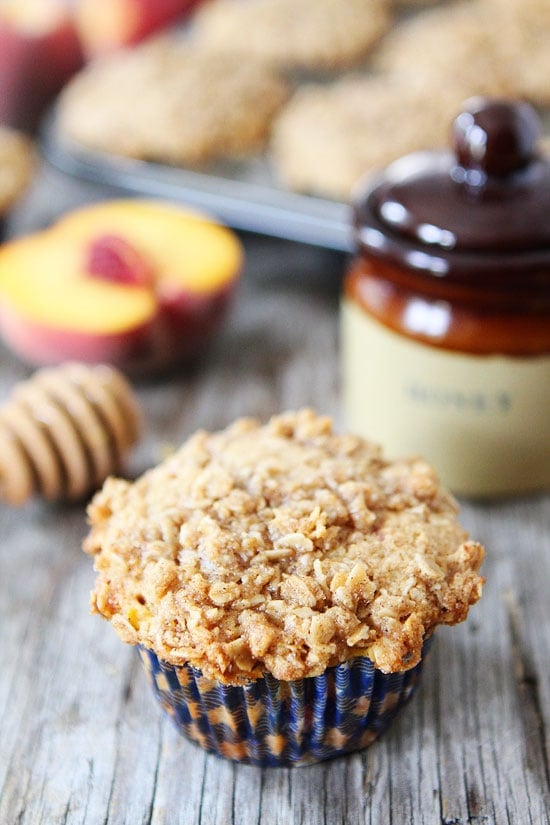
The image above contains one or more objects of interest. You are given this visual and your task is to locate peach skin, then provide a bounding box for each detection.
[75,0,202,57]
[0,200,243,375]
[0,0,83,131]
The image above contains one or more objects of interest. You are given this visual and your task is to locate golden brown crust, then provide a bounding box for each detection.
[485,0,550,106]
[271,76,481,200]
[85,409,484,684]
[374,0,550,105]
[192,0,391,71]
[57,37,289,165]
[0,127,34,214]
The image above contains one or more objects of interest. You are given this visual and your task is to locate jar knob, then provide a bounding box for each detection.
[451,98,540,180]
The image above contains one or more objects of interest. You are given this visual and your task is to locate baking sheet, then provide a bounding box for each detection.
[41,114,353,252]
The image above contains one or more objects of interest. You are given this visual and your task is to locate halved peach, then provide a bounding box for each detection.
[0,200,242,374]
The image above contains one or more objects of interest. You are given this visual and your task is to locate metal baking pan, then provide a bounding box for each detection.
[41,113,353,252]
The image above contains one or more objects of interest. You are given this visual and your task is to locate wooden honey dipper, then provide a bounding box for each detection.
[0,362,142,505]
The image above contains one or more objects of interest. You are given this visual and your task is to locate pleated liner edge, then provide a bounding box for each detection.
[138,635,432,767]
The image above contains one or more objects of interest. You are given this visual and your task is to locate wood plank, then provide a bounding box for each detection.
[0,169,549,824]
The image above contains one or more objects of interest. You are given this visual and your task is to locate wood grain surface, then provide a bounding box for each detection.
[0,169,548,825]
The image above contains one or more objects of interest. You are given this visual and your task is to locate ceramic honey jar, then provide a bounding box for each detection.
[342,98,550,497]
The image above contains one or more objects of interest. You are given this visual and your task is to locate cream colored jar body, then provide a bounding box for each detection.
[342,262,550,496]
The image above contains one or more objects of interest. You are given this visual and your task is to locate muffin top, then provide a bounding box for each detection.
[192,0,391,72]
[84,409,484,684]
[57,37,289,166]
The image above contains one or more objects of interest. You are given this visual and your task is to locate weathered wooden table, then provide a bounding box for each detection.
[0,167,549,825]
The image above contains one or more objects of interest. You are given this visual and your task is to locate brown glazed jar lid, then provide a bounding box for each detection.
[353,97,550,291]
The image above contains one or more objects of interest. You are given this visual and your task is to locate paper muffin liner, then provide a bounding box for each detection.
[138,635,433,767]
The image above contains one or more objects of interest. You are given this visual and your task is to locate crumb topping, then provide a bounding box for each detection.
[58,37,289,165]
[192,0,391,71]
[84,409,484,684]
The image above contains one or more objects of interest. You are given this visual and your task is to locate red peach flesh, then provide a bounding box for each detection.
[86,234,154,288]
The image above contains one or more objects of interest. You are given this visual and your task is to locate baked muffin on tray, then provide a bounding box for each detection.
[0,127,34,238]
[375,0,550,106]
[84,409,484,766]
[57,36,289,166]
[271,70,512,200]
[192,0,391,72]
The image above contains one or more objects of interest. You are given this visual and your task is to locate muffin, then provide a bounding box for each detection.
[57,36,289,166]
[192,0,391,72]
[84,409,484,766]
[0,127,34,239]
[374,0,550,106]
[271,74,501,200]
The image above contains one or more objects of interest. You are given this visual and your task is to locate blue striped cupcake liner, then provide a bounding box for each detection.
[138,635,433,767]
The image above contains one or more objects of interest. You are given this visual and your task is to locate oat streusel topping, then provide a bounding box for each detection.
[84,410,484,685]
[58,37,289,166]
[192,0,391,72]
